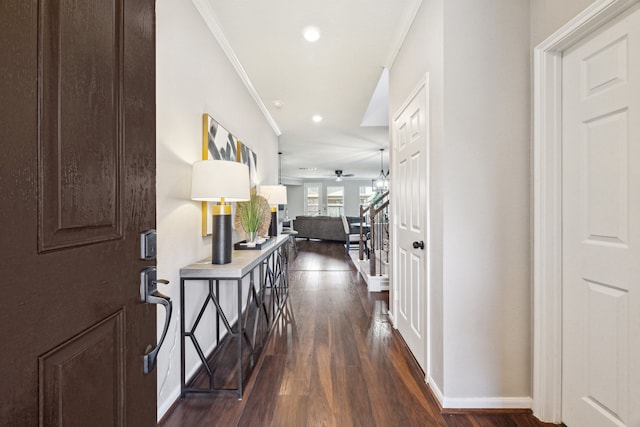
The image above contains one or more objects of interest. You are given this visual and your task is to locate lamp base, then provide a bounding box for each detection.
[211,213,232,264]
[269,208,278,237]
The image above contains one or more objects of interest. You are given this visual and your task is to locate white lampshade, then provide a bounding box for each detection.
[258,185,288,205]
[191,160,250,201]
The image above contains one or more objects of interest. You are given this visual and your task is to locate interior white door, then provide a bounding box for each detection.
[561,6,640,426]
[392,80,428,371]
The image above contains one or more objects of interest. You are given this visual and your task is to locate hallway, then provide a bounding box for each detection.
[160,240,549,427]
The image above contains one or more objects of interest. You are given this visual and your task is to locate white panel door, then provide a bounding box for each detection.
[393,80,428,371]
[562,6,640,427]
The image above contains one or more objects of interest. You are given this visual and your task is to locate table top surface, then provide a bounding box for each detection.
[180,235,289,280]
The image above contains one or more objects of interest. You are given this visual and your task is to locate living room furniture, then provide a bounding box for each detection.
[341,215,368,254]
[292,215,359,241]
[179,235,289,399]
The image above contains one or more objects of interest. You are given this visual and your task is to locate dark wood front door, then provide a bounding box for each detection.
[0,0,157,425]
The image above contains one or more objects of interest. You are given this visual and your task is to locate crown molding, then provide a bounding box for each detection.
[386,0,423,68]
[191,0,282,136]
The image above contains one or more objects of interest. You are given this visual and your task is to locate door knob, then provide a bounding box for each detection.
[412,240,424,250]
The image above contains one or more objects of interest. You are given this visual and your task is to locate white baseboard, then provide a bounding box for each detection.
[426,376,531,410]
[442,396,533,410]
[157,386,180,421]
[427,375,444,406]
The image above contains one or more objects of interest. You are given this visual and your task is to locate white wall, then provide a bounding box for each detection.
[390,0,445,391]
[285,184,304,219]
[156,0,278,419]
[390,0,531,407]
[442,0,531,402]
[530,0,595,46]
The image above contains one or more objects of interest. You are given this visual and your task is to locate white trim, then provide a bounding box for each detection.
[442,397,533,410]
[387,308,396,326]
[191,0,282,136]
[427,375,444,407]
[427,375,531,411]
[391,75,428,123]
[532,0,640,423]
[386,0,423,68]
[157,385,179,421]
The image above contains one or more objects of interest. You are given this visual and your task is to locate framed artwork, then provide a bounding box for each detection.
[201,114,240,236]
[237,141,257,189]
[203,113,237,162]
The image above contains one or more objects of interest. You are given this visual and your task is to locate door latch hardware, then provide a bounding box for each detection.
[140,229,157,260]
[140,266,171,374]
[412,240,425,250]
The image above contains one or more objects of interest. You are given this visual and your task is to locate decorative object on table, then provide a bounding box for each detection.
[258,185,288,237]
[234,189,271,246]
[233,237,275,250]
[191,160,249,264]
[201,114,239,236]
[372,148,389,191]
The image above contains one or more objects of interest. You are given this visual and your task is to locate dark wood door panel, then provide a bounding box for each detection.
[0,0,156,425]
[39,311,125,427]
[39,0,124,251]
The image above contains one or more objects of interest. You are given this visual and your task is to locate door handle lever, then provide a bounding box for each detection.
[412,240,425,250]
[140,266,172,374]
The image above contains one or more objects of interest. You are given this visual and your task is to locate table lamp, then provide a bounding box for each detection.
[191,160,250,264]
[258,185,287,237]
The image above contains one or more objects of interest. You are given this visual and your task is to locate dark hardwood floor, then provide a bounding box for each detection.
[160,240,557,427]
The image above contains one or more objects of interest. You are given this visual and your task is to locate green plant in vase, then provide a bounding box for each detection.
[235,189,271,246]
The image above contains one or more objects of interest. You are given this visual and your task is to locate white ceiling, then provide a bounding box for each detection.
[201,0,421,183]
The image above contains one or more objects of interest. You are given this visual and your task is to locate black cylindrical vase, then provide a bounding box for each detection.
[211,213,232,264]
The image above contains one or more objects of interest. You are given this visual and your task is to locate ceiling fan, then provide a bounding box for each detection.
[332,169,354,181]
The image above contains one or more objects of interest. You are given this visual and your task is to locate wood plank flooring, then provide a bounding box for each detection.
[160,240,557,427]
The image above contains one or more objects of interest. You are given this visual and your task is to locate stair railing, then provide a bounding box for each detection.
[359,191,389,277]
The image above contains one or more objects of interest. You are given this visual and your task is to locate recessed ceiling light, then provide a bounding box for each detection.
[303,26,320,42]
[312,115,323,123]
[273,100,283,109]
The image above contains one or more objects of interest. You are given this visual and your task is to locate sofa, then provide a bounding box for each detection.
[292,215,360,242]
